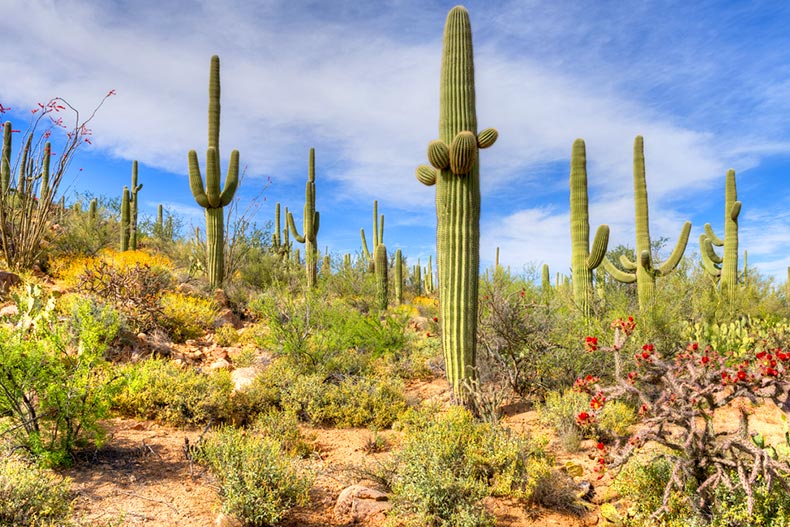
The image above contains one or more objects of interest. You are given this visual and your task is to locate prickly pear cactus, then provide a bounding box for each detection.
[414,6,497,394]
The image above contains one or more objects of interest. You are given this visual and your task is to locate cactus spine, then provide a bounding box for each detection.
[414,6,498,393]
[602,136,691,310]
[699,169,741,295]
[120,187,130,251]
[188,55,240,289]
[375,243,388,310]
[569,139,609,317]
[287,148,320,288]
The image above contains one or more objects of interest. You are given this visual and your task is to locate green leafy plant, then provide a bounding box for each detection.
[158,292,219,343]
[193,424,313,526]
[0,455,74,526]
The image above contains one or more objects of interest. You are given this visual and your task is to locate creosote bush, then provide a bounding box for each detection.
[158,292,219,343]
[0,455,73,526]
[193,424,313,527]
[387,406,565,527]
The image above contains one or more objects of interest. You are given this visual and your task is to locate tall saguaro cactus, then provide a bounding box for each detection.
[570,139,609,317]
[700,169,741,295]
[129,161,143,250]
[375,243,388,310]
[415,6,497,394]
[287,148,320,288]
[188,55,240,289]
[120,187,130,251]
[361,200,384,273]
[602,136,691,310]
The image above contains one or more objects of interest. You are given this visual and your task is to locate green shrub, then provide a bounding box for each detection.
[194,425,313,526]
[159,292,219,343]
[0,291,120,466]
[113,359,234,426]
[215,323,240,347]
[389,406,556,527]
[0,455,73,526]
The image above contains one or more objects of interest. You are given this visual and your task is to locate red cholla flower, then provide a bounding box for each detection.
[584,336,598,352]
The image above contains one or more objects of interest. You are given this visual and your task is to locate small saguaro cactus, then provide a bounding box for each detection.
[322,246,331,276]
[541,263,552,302]
[343,253,352,271]
[129,161,143,250]
[700,169,741,295]
[120,186,130,251]
[361,200,384,273]
[375,243,388,310]
[272,202,284,257]
[156,204,164,235]
[394,249,404,305]
[414,6,498,395]
[569,139,609,317]
[413,259,422,296]
[602,136,691,310]
[188,55,240,290]
[88,198,98,223]
[287,148,320,288]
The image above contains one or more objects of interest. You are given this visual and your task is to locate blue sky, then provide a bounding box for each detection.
[2,0,790,281]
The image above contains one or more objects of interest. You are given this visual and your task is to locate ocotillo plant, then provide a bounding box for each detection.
[375,243,388,310]
[1,122,11,195]
[361,200,384,273]
[700,169,741,295]
[120,187,130,252]
[415,6,500,393]
[129,161,143,250]
[394,249,404,305]
[188,55,240,289]
[569,139,609,317]
[602,136,691,310]
[287,148,320,288]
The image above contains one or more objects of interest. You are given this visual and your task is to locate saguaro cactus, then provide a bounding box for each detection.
[188,55,240,289]
[361,200,384,273]
[88,198,98,223]
[394,249,404,305]
[129,161,143,250]
[570,139,609,317]
[375,243,388,310]
[287,148,320,288]
[414,5,497,394]
[120,187,130,251]
[602,136,691,310]
[700,169,741,295]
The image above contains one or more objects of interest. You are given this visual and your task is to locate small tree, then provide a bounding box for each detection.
[0,93,114,270]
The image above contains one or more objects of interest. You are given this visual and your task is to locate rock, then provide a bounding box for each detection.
[0,271,21,294]
[213,288,230,307]
[215,512,242,527]
[231,367,259,391]
[215,307,242,329]
[334,484,391,525]
[209,358,232,371]
[0,304,18,318]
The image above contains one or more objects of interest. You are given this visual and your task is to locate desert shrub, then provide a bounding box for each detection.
[389,406,557,527]
[158,292,219,343]
[252,411,314,458]
[113,359,234,426]
[0,455,73,526]
[215,323,240,347]
[538,390,588,452]
[71,251,173,332]
[193,424,313,527]
[0,289,120,466]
